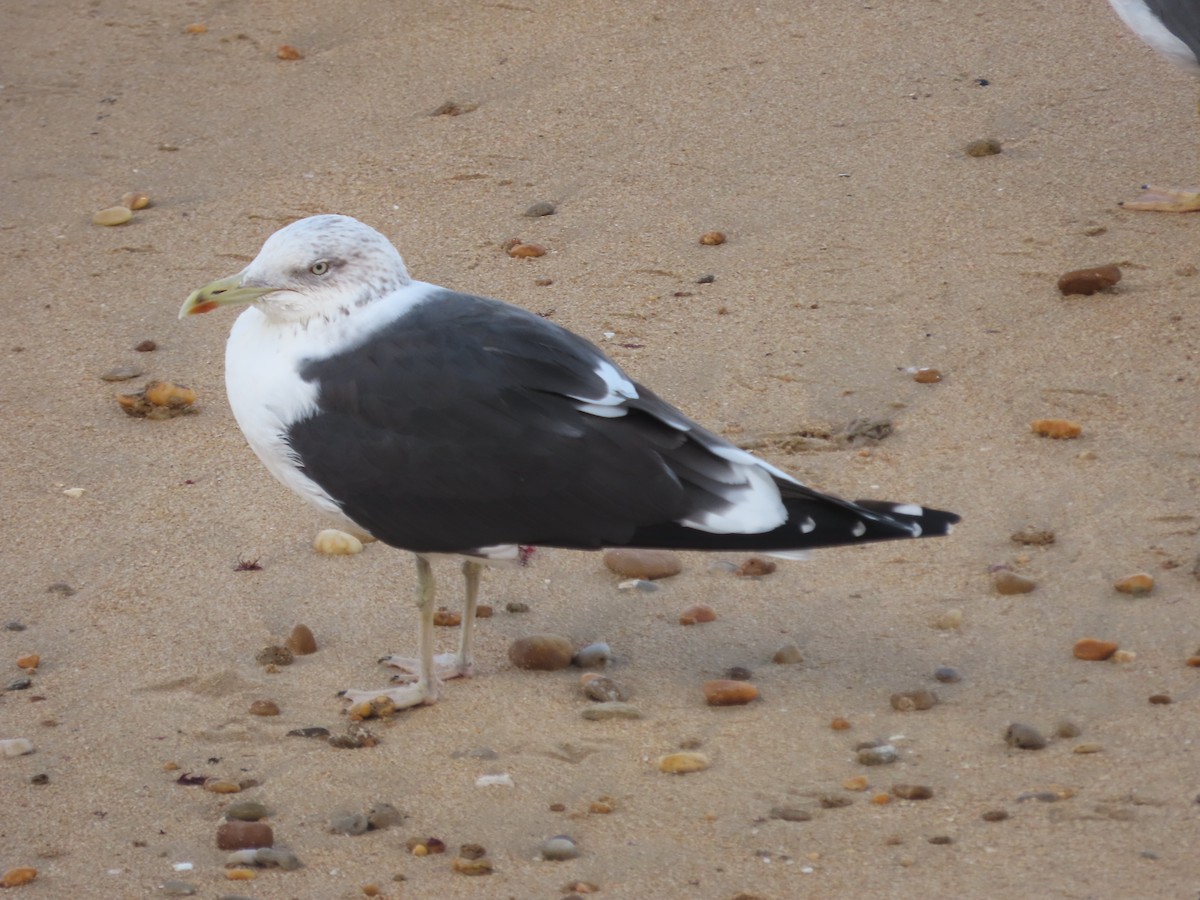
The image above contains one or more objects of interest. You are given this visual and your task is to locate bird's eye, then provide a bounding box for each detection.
[309,260,330,276]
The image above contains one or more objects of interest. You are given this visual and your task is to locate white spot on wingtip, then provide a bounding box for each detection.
[891,502,924,516]
[851,520,867,537]
[799,516,816,534]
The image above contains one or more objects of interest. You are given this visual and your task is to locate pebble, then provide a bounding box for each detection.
[287,726,330,739]
[1011,527,1055,545]
[769,806,813,822]
[581,675,626,702]
[890,689,938,712]
[658,751,710,774]
[367,802,404,830]
[0,868,36,888]
[1073,637,1119,661]
[248,699,280,717]
[224,800,268,822]
[225,867,257,880]
[857,744,898,766]
[699,231,726,245]
[5,677,32,692]
[965,137,1002,156]
[933,666,962,683]
[1030,418,1082,439]
[1004,723,1047,750]
[726,666,753,681]
[1073,742,1104,754]
[100,365,145,382]
[524,201,556,217]
[679,603,717,625]
[159,879,198,895]
[618,578,660,592]
[184,22,207,34]
[572,642,612,668]
[92,205,133,226]
[1114,573,1154,595]
[475,774,514,787]
[476,604,494,618]
[240,847,302,870]
[117,380,198,419]
[891,784,934,800]
[458,843,487,861]
[452,856,494,875]
[506,241,547,259]
[981,809,1010,822]
[1148,693,1172,705]
[276,44,303,60]
[285,623,318,655]
[134,339,157,352]
[16,654,39,670]
[255,645,294,666]
[992,569,1037,594]
[1057,264,1121,296]
[313,529,363,555]
[935,608,963,630]
[1112,649,1136,664]
[830,717,851,730]
[433,609,462,626]
[509,634,574,670]
[506,601,530,613]
[736,557,777,577]
[0,738,35,757]
[581,701,642,720]
[843,775,869,791]
[772,644,803,665]
[217,822,274,850]
[121,191,151,210]
[602,548,682,580]
[1056,720,1082,738]
[540,835,580,861]
[703,679,759,706]
[4,622,27,631]
[204,778,243,794]
[329,812,369,835]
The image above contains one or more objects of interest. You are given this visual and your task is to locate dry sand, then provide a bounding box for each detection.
[4,1,1200,897]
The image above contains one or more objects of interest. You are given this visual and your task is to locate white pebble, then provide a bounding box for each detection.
[618,578,660,592]
[62,487,85,498]
[0,738,34,757]
[475,773,514,788]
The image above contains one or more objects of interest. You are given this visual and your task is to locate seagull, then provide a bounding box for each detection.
[180,214,959,711]
[1107,0,1200,210]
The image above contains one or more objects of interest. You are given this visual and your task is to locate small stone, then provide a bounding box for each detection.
[367,802,404,830]
[330,812,369,835]
[736,557,776,577]
[1030,418,1083,439]
[934,666,962,683]
[1148,693,1172,705]
[697,273,716,284]
[658,751,710,774]
[4,622,26,631]
[891,784,934,801]
[772,644,803,665]
[679,603,717,625]
[1073,742,1104,754]
[935,608,963,630]
[5,677,32,692]
[204,778,242,794]
[505,601,530,613]
[285,623,318,655]
[582,675,626,702]
[981,809,1010,822]
[100,365,145,382]
[30,773,48,785]
[475,604,494,617]
[768,806,812,822]
[589,797,616,814]
[184,22,207,34]
[276,44,303,60]
[287,726,331,738]
[313,528,363,555]
[225,867,256,880]
[617,578,660,592]
[912,367,942,384]
[602,548,682,580]
[509,634,573,670]
[1111,649,1136,664]
[159,879,198,895]
[965,138,1002,156]
[1011,527,1056,545]
[121,191,151,211]
[458,843,487,860]
[507,241,547,259]
[254,847,302,870]
[249,699,280,717]
[225,800,268,822]
[92,205,133,226]
[1055,720,1082,738]
[703,679,759,706]
[830,717,851,731]
[117,380,198,418]
[1057,264,1121,296]
[1114,573,1154,595]
[699,231,726,246]
[524,201,556,217]
[857,744,898,766]
[726,666,753,681]
[433,609,462,627]
[431,100,479,116]
[993,570,1037,594]
[452,856,494,875]
[0,868,37,888]
[928,835,954,845]
[540,835,580,861]
[255,645,294,666]
[0,738,34,757]
[1004,723,1047,750]
[572,641,612,668]
[216,821,274,850]
[1073,637,1119,661]
[843,775,869,791]
[890,689,938,712]
[16,654,39,670]
[581,701,642,720]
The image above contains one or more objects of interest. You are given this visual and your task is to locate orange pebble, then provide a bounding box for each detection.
[843,775,869,791]
[699,231,726,245]
[276,44,303,60]
[0,867,37,887]
[16,654,39,670]
[830,717,851,731]
[870,793,891,806]
[1073,637,1119,661]
[1031,418,1082,439]
[507,242,546,259]
[679,603,717,625]
[1186,656,1200,668]
[1114,573,1154,595]
[225,867,257,880]
[702,679,759,706]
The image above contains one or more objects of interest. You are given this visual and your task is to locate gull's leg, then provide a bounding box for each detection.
[377,556,479,681]
[343,555,440,707]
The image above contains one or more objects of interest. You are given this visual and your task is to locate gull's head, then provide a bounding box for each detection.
[179,214,411,324]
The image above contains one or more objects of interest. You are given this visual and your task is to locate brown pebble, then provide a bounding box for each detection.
[16,654,39,670]
[703,679,759,706]
[992,570,1037,594]
[891,784,934,800]
[248,699,280,717]
[92,205,133,226]
[362,885,381,897]
[870,793,892,805]
[1073,742,1104,754]
[276,44,303,60]
[769,805,812,822]
[184,23,207,34]
[843,775,869,791]
[285,623,318,655]
[830,717,851,731]
[602,548,682,580]
[679,603,717,625]
[1073,637,1119,661]
[658,751,710,774]
[433,608,462,627]
[475,604,494,618]
[121,191,151,211]
[508,634,574,670]
[1188,656,1200,668]
[216,821,274,850]
[1011,527,1055,546]
[1030,418,1082,439]
[699,231,726,245]
[981,809,1009,822]
[912,367,942,384]
[1057,264,1121,296]
[117,380,198,419]
[452,856,494,875]
[1055,720,1082,738]
[772,644,803,665]
[204,778,242,794]
[0,867,37,888]
[458,843,487,860]
[134,339,157,352]
[255,645,293,666]
[507,241,547,259]
[736,557,777,577]
[588,798,615,814]
[890,690,938,712]
[965,138,1002,157]
[1149,693,1172,705]
[1114,573,1154,595]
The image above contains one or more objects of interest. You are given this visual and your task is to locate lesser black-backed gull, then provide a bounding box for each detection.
[180,214,959,711]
